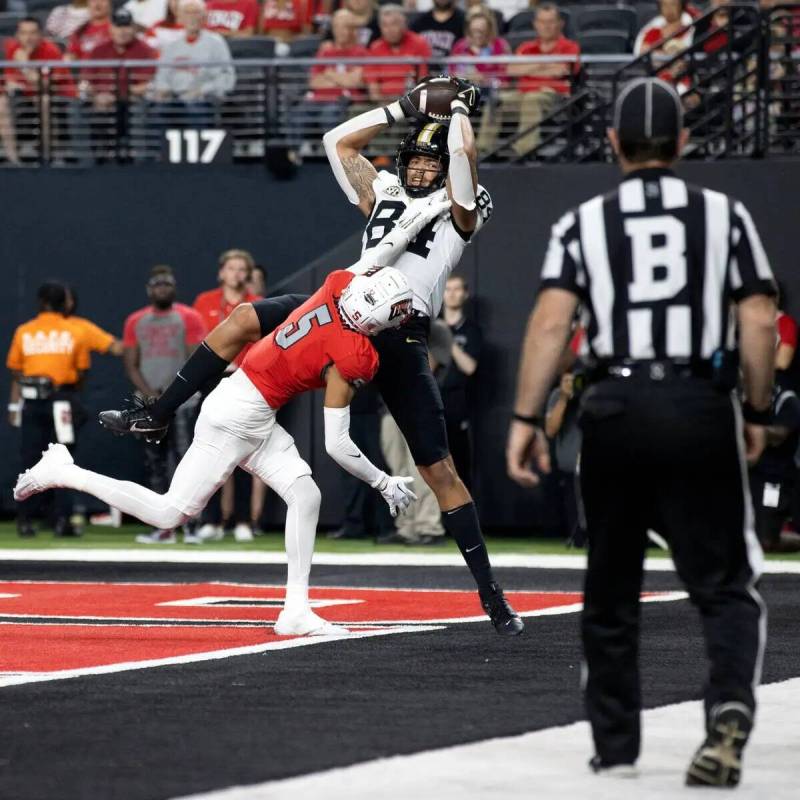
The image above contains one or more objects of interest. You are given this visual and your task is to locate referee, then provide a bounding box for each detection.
[507,78,776,787]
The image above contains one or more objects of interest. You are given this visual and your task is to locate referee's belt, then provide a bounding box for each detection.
[592,359,714,383]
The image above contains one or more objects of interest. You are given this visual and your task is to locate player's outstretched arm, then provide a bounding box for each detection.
[323,366,416,517]
[446,79,480,233]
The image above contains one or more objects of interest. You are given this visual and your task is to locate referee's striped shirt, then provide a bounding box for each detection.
[540,168,777,361]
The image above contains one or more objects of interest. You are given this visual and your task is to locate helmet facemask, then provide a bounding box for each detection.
[396,124,450,198]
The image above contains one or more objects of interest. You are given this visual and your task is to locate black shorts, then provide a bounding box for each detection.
[256,295,450,467]
[372,316,449,467]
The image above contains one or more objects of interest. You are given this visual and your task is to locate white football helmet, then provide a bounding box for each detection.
[339,267,413,335]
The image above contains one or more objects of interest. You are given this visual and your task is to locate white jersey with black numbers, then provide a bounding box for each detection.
[360,170,493,318]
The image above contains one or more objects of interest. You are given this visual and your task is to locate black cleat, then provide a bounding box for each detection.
[589,756,638,778]
[99,396,169,443]
[479,582,524,636]
[686,702,753,788]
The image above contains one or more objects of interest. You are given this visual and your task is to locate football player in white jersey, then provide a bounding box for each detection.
[320,75,523,635]
[97,76,523,636]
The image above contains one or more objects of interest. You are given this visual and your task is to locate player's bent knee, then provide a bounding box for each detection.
[419,459,459,491]
[287,475,321,513]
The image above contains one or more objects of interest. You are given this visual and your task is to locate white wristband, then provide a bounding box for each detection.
[385,100,404,124]
[8,403,21,412]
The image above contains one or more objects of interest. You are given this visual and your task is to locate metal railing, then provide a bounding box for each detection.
[0,8,798,168]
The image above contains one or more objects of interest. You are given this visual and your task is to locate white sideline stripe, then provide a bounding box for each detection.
[0,625,443,689]
[1,548,800,573]
[175,678,800,800]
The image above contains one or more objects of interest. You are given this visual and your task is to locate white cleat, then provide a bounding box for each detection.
[274,609,350,637]
[13,443,74,501]
[197,523,224,542]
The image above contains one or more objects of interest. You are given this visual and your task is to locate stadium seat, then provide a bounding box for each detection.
[574,6,637,43]
[0,11,23,36]
[229,36,277,60]
[22,0,62,11]
[634,1,659,31]
[577,30,631,54]
[288,35,323,58]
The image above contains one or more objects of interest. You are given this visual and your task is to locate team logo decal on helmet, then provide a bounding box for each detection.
[397,123,450,199]
[339,268,413,335]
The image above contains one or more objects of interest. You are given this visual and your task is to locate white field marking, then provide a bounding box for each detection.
[0,548,798,573]
[157,597,364,609]
[175,677,800,800]
[0,625,444,689]
[0,593,20,598]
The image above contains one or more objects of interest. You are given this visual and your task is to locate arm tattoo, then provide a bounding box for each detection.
[342,154,377,207]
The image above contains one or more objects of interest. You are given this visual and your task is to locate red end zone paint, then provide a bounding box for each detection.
[0,581,586,676]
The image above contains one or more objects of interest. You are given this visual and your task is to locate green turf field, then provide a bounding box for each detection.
[0,522,797,559]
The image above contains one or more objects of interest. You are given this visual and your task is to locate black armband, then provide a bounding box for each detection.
[512,412,543,427]
[742,401,772,425]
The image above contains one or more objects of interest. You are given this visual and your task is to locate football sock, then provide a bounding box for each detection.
[276,475,320,613]
[442,502,495,591]
[150,342,229,423]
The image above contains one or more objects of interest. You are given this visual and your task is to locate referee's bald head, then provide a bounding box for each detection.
[609,77,687,168]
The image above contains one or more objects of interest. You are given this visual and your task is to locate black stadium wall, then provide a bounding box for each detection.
[1,160,797,530]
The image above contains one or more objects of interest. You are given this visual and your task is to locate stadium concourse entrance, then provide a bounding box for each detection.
[2,160,799,531]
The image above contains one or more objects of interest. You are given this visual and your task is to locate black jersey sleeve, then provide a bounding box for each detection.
[253,294,310,338]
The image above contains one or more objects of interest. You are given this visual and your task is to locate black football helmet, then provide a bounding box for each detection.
[396,123,450,198]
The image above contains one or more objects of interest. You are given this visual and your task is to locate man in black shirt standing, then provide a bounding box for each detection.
[440,274,482,491]
[410,0,465,58]
[750,381,800,553]
[507,77,776,787]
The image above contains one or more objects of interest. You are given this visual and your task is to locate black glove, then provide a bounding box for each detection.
[449,76,481,116]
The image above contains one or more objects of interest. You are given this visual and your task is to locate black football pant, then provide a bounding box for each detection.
[579,378,765,765]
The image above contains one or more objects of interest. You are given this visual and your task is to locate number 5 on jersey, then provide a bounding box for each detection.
[275,305,333,349]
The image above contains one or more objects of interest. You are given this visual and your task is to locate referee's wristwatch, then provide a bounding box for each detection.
[742,401,771,425]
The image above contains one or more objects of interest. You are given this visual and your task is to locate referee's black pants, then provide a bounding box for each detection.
[579,378,766,766]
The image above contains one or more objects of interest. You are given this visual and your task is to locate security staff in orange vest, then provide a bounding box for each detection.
[7,281,92,537]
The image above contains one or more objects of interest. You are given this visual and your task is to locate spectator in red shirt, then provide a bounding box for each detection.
[81,9,158,112]
[260,0,313,45]
[0,17,78,165]
[290,9,369,151]
[365,5,431,103]
[205,0,259,37]
[634,0,694,88]
[480,3,579,157]
[193,248,264,543]
[67,0,113,60]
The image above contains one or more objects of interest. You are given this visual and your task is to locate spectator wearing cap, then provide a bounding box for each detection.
[66,0,113,60]
[479,2,579,157]
[0,17,78,165]
[152,0,235,127]
[82,10,158,113]
[291,9,369,149]
[123,0,169,30]
[205,0,259,37]
[410,0,466,59]
[364,5,431,104]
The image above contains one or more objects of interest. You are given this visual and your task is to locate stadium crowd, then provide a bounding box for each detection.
[1,0,798,163]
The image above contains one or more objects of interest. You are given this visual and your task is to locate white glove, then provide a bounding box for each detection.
[372,474,418,517]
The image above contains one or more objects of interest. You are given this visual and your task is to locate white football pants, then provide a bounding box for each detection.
[60,371,318,603]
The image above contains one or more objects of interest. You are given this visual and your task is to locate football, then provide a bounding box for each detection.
[407,76,459,122]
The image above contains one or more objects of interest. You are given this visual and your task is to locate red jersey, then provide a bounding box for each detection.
[261,0,312,33]
[206,0,259,34]
[83,38,158,98]
[515,37,580,94]
[193,286,261,366]
[365,32,432,98]
[309,42,370,101]
[242,271,379,409]
[3,39,76,98]
[68,20,112,59]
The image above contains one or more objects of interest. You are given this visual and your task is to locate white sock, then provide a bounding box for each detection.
[278,476,320,613]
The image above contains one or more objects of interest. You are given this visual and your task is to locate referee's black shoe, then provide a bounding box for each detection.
[479,582,524,636]
[99,396,169,443]
[685,702,753,788]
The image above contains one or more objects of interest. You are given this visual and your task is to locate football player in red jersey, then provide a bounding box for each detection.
[14,199,446,636]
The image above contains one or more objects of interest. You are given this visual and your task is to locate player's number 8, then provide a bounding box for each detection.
[275,304,333,349]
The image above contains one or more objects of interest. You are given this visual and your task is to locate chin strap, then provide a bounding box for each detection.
[447,102,476,211]
[322,101,405,205]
